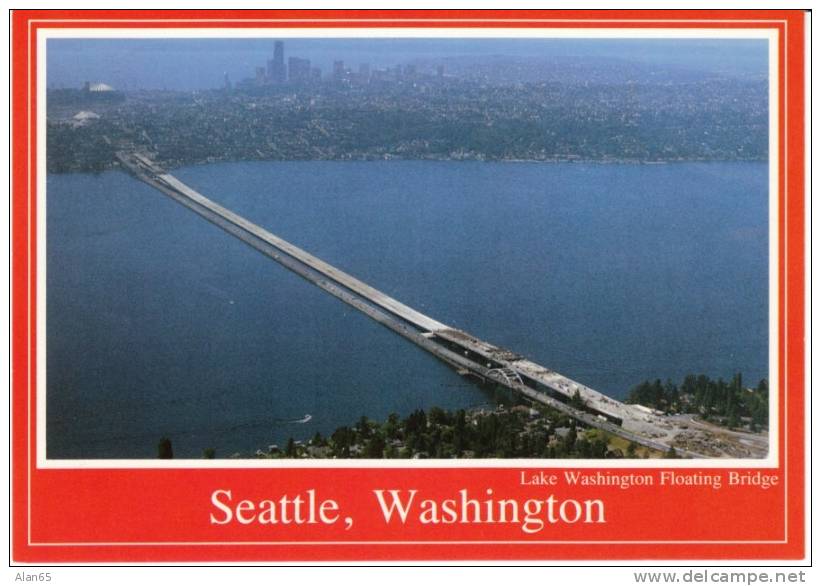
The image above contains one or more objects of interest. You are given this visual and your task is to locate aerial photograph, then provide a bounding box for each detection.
[45,37,770,460]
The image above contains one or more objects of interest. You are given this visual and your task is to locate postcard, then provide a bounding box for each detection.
[10,9,807,562]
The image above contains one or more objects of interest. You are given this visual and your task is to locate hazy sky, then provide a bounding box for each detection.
[47,38,768,91]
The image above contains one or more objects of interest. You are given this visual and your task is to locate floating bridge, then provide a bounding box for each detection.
[116,151,705,458]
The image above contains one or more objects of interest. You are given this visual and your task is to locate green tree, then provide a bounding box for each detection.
[384,443,398,459]
[563,422,577,453]
[753,379,769,427]
[651,379,665,410]
[428,406,450,425]
[365,435,386,458]
[311,431,326,446]
[331,426,353,454]
[285,437,296,457]
[357,415,372,440]
[158,437,173,459]
[405,409,427,435]
[383,413,401,440]
[590,438,608,458]
[664,379,680,412]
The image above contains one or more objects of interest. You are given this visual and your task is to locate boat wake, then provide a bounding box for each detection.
[273,414,313,424]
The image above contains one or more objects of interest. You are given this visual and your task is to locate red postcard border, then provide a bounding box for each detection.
[11,9,807,562]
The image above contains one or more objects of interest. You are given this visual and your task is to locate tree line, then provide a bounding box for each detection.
[626,373,768,431]
[266,406,640,460]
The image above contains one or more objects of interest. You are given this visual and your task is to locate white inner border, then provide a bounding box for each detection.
[35,27,780,471]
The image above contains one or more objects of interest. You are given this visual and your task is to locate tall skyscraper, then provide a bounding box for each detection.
[288,57,311,85]
[274,41,284,66]
[268,40,286,84]
[333,60,345,82]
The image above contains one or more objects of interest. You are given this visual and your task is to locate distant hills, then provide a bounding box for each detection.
[410,54,764,85]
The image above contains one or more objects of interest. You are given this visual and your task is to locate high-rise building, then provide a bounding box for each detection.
[267,40,286,83]
[333,60,345,82]
[274,41,284,65]
[359,63,370,80]
[288,57,312,84]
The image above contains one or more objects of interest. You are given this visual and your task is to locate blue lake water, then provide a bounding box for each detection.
[46,161,769,458]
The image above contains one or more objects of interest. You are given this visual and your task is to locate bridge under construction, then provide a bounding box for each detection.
[115,151,768,459]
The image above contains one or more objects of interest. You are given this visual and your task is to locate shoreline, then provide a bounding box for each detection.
[48,154,768,175]
[240,400,768,461]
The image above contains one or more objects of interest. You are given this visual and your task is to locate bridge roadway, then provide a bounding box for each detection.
[116,151,702,458]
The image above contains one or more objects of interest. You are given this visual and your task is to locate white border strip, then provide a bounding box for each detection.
[36,27,779,472]
[40,27,775,39]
